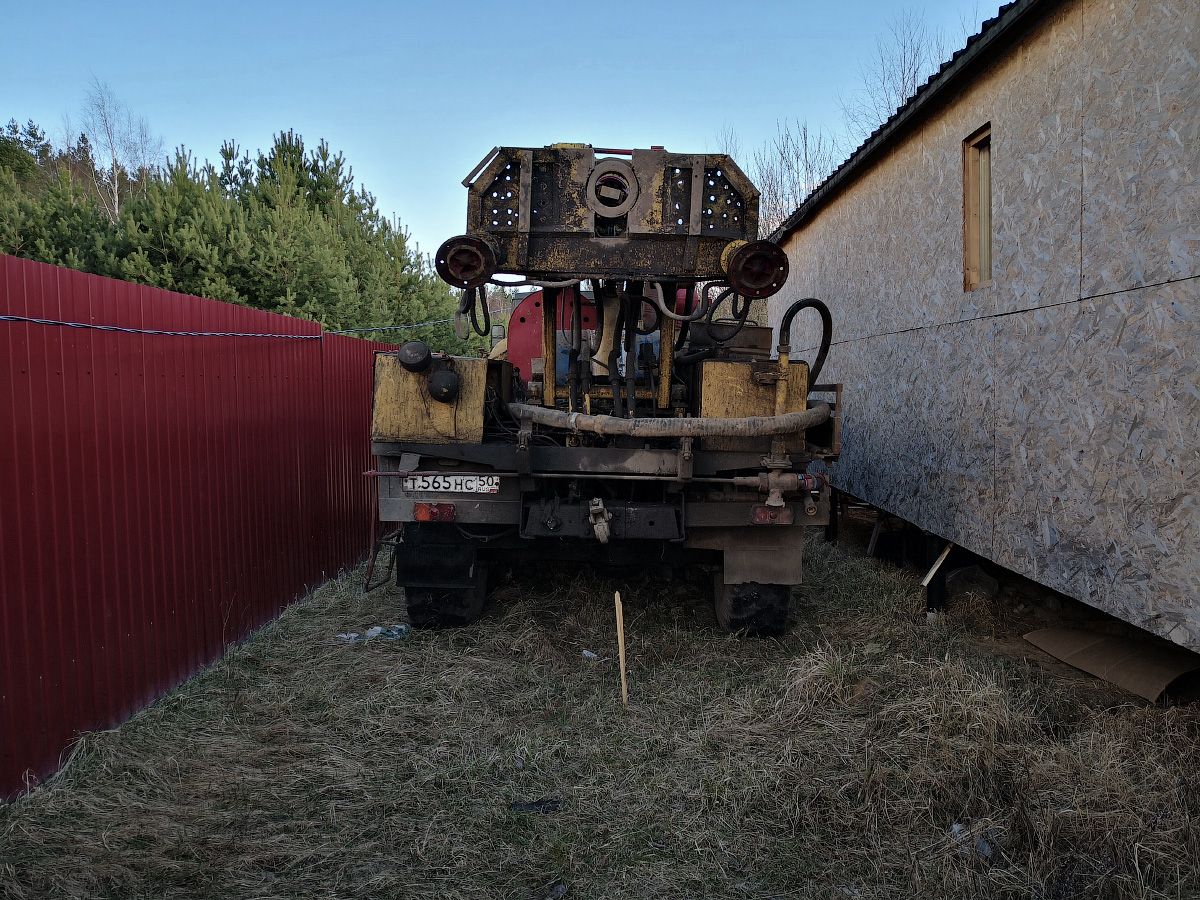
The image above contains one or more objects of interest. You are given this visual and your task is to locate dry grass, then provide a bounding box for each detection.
[2,536,1198,899]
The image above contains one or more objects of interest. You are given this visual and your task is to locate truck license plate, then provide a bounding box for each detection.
[402,473,500,494]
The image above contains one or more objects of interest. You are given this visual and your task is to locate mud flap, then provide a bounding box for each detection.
[686,526,806,585]
[396,524,479,589]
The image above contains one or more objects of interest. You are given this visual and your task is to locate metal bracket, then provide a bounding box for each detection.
[677,437,694,481]
[363,527,403,593]
[588,497,612,544]
[516,416,534,491]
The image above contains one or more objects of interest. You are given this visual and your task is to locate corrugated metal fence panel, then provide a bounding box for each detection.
[321,334,391,570]
[0,255,393,798]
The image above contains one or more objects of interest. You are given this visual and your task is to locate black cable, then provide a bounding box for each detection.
[468,286,491,337]
[634,300,659,336]
[568,286,582,410]
[704,287,751,343]
[779,297,833,384]
[0,313,322,340]
[673,345,717,366]
[673,287,695,352]
[593,279,605,353]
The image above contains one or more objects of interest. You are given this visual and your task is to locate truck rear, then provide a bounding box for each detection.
[369,144,840,633]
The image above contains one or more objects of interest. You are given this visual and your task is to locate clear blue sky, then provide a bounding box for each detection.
[2,0,990,257]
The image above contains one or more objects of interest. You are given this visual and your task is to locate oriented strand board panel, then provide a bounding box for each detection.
[993,280,1200,647]
[770,0,1200,649]
[815,319,996,555]
[372,354,487,444]
[1080,0,1200,296]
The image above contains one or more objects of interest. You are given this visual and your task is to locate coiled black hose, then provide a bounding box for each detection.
[778,297,832,385]
[672,344,717,366]
[460,286,491,337]
[705,287,752,343]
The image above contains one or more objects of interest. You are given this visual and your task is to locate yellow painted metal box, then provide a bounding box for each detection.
[371,353,488,444]
[698,359,809,451]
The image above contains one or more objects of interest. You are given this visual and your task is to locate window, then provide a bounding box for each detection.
[963,124,992,291]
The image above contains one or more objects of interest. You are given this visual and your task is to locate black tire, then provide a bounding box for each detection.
[404,565,489,628]
[713,579,791,636]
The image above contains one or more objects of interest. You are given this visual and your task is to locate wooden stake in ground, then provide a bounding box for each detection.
[920,541,955,588]
[614,591,629,707]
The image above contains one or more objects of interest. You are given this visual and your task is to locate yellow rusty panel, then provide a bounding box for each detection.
[371,354,487,444]
[698,360,809,452]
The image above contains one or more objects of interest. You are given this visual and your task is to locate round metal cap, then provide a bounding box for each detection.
[427,369,461,404]
[435,235,497,289]
[396,340,432,373]
[725,240,789,299]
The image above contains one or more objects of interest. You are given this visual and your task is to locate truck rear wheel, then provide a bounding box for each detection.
[404,565,489,628]
[713,580,790,636]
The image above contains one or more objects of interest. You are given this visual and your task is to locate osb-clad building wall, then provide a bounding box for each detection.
[770,0,1198,647]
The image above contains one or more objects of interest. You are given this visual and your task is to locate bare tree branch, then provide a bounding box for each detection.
[839,8,949,145]
[750,120,839,236]
[713,123,741,161]
[713,7,968,235]
[80,78,163,221]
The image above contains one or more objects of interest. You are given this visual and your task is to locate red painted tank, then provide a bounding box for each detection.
[505,288,596,386]
[505,285,692,388]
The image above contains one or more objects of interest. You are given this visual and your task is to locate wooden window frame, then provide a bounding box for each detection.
[963,124,992,291]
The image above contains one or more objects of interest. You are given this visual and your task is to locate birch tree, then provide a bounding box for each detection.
[80,78,162,222]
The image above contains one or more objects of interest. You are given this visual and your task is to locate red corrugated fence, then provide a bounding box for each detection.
[0,255,393,798]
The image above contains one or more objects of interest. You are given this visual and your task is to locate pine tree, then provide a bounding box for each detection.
[0,112,472,350]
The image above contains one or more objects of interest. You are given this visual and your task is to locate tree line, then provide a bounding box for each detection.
[0,84,476,350]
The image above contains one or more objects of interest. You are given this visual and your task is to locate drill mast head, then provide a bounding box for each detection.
[435,144,787,299]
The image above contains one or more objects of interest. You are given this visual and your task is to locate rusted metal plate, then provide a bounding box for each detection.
[461,146,760,281]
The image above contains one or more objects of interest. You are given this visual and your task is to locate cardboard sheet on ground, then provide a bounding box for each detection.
[1024,628,1200,702]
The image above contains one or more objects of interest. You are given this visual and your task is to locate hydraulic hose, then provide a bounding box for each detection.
[647,281,711,323]
[623,288,638,417]
[608,298,625,418]
[673,287,694,352]
[673,345,717,366]
[567,286,582,410]
[778,297,832,385]
[705,287,752,343]
[508,401,830,438]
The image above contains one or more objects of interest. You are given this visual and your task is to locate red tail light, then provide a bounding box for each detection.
[752,505,794,525]
[414,502,456,522]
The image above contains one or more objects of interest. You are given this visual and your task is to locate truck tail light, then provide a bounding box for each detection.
[414,502,456,522]
[752,505,794,525]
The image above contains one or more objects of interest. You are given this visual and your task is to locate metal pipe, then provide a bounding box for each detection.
[370,469,795,485]
[509,402,830,438]
[368,468,828,488]
[658,303,675,410]
[774,350,790,418]
[593,283,620,378]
